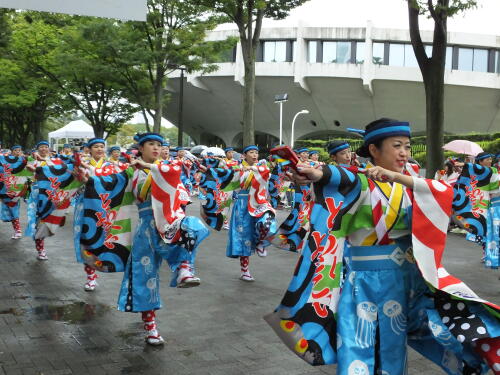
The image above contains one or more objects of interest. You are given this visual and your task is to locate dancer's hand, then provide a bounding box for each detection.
[131,159,152,170]
[365,166,414,188]
[365,166,395,182]
[287,167,323,184]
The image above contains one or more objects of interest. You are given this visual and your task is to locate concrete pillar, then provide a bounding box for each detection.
[362,20,374,97]
[293,21,311,93]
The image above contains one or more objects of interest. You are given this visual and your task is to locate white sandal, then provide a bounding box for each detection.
[145,335,165,346]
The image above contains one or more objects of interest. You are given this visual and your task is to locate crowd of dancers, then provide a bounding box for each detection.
[0,117,499,374]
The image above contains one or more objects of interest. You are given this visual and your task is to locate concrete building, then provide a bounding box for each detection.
[164,22,500,148]
[0,0,147,21]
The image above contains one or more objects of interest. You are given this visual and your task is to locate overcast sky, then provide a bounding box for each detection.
[219,0,500,35]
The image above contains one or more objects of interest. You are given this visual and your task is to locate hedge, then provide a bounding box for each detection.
[296,134,499,167]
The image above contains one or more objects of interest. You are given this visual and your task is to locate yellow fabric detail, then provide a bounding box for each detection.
[138,160,160,201]
[89,158,104,169]
[241,160,254,190]
[380,181,404,227]
[361,231,378,246]
[374,180,392,200]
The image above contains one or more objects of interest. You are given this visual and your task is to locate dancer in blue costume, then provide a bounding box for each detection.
[1,145,25,239]
[75,138,129,291]
[221,147,239,230]
[76,132,208,345]
[266,118,500,375]
[200,145,277,281]
[120,134,208,344]
[455,152,499,269]
[160,142,172,162]
[308,150,323,167]
[327,140,352,166]
[26,140,74,261]
[273,148,315,253]
[58,144,74,164]
[107,145,121,164]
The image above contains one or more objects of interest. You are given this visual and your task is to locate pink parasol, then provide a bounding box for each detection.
[442,140,483,156]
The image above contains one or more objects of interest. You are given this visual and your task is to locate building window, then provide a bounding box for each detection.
[472,48,488,72]
[322,41,337,63]
[320,41,352,63]
[425,44,433,58]
[458,47,473,71]
[308,41,317,63]
[355,42,365,63]
[263,41,287,62]
[404,44,418,67]
[445,46,452,70]
[496,51,500,73]
[372,42,385,64]
[337,41,352,63]
[389,43,405,66]
[292,41,297,62]
[218,47,236,63]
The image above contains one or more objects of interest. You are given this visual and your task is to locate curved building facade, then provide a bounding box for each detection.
[164,22,500,147]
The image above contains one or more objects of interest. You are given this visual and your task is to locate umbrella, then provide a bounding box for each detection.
[201,147,226,158]
[190,145,208,155]
[442,140,483,156]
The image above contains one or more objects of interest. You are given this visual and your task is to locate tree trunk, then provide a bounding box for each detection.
[93,124,104,138]
[408,1,448,178]
[153,71,164,134]
[33,122,41,143]
[242,59,256,146]
[423,68,445,178]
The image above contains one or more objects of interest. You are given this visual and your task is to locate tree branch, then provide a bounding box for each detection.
[408,0,430,74]
[427,0,439,21]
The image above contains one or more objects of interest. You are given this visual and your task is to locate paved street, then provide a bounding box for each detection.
[0,200,498,375]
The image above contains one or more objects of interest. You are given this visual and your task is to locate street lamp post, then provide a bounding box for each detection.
[274,93,288,145]
[290,109,309,148]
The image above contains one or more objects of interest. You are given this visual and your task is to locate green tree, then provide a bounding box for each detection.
[407,0,477,177]
[195,0,309,145]
[105,0,235,139]
[0,13,68,147]
[0,9,12,50]
[14,15,139,138]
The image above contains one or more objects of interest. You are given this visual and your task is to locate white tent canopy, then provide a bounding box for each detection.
[48,120,96,139]
[48,120,105,150]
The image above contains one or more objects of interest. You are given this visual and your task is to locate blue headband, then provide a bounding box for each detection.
[108,146,120,153]
[242,145,258,153]
[328,142,350,155]
[476,153,493,161]
[162,142,170,147]
[63,144,71,148]
[296,148,309,154]
[224,147,234,152]
[364,122,411,144]
[347,128,366,136]
[133,133,164,145]
[176,147,185,151]
[11,145,21,150]
[309,150,319,155]
[87,138,106,148]
[35,141,49,149]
